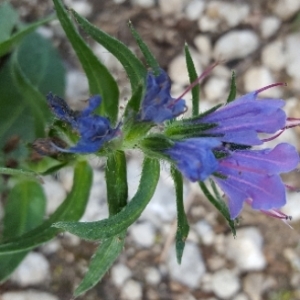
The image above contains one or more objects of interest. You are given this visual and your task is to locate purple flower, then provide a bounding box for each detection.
[47,93,120,153]
[164,138,221,182]
[196,84,287,145]
[139,69,186,123]
[212,143,299,219]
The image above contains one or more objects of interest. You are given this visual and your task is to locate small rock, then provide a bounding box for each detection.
[185,0,206,21]
[207,1,250,28]
[158,0,186,15]
[93,44,123,71]
[1,290,58,300]
[145,267,161,285]
[285,33,300,80]
[41,239,61,255]
[169,53,202,86]
[130,222,156,247]
[284,248,300,271]
[70,1,92,17]
[213,30,259,61]
[261,40,285,71]
[204,76,228,101]
[207,256,226,271]
[43,177,66,215]
[167,242,206,288]
[282,192,300,222]
[176,293,197,300]
[121,279,143,300]
[243,66,282,98]
[113,0,126,3]
[11,253,50,286]
[260,16,281,39]
[198,15,220,32]
[59,167,74,192]
[194,220,215,245]
[111,263,132,287]
[131,0,155,8]
[273,0,300,20]
[201,273,213,292]
[211,269,240,299]
[243,273,276,300]
[225,227,266,272]
[194,34,212,64]
[233,293,249,300]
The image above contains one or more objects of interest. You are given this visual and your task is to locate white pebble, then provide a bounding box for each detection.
[273,0,300,20]
[213,30,259,61]
[282,192,300,222]
[243,66,282,98]
[185,0,206,21]
[194,34,212,64]
[59,167,74,192]
[11,253,50,286]
[70,1,92,17]
[145,267,161,285]
[261,40,286,71]
[158,0,187,15]
[121,279,143,300]
[111,263,132,287]
[130,222,156,247]
[131,0,155,8]
[225,227,266,271]
[211,269,240,299]
[260,16,281,39]
[194,220,215,245]
[204,76,228,101]
[1,290,58,300]
[285,33,300,80]
[198,15,220,32]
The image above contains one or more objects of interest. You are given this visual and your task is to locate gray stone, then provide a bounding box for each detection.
[261,40,285,71]
[1,290,58,300]
[11,253,50,286]
[131,0,155,8]
[144,267,161,285]
[194,220,215,245]
[204,76,228,101]
[244,66,282,98]
[167,242,206,288]
[194,34,212,64]
[198,15,220,32]
[213,30,259,61]
[130,222,156,247]
[185,0,206,21]
[111,263,132,287]
[69,1,92,17]
[233,293,249,300]
[121,279,143,300]
[260,16,281,39]
[225,227,266,271]
[282,192,300,223]
[158,0,187,15]
[285,33,300,80]
[211,269,240,299]
[273,0,300,20]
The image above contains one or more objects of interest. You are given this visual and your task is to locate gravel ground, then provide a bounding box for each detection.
[1,1,300,300]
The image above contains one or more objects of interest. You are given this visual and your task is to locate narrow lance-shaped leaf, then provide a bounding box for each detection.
[128,21,160,75]
[53,0,119,124]
[226,70,236,103]
[185,43,199,117]
[0,160,92,255]
[0,180,46,282]
[171,166,189,264]
[71,9,147,92]
[53,157,160,240]
[0,167,42,183]
[0,1,19,42]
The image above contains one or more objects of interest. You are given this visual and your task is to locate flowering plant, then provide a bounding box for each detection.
[0,0,299,297]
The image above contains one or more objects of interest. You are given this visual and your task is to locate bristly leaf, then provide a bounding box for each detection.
[0,161,92,254]
[226,70,236,103]
[0,1,19,43]
[106,151,128,216]
[185,43,199,116]
[0,180,46,282]
[128,21,160,75]
[71,9,147,93]
[0,167,42,183]
[171,166,189,264]
[199,181,236,236]
[53,0,119,124]
[74,231,126,297]
[53,158,160,240]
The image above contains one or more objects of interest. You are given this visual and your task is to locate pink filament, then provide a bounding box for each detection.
[255,82,287,95]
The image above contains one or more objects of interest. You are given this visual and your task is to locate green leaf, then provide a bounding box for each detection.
[74,231,126,297]
[0,167,42,183]
[22,157,67,175]
[106,151,128,216]
[0,1,19,43]
[53,157,160,240]
[0,14,55,57]
[0,160,92,254]
[226,70,236,103]
[171,166,189,264]
[53,0,119,124]
[199,181,236,236]
[0,180,46,282]
[71,9,147,93]
[185,44,200,117]
[128,21,160,75]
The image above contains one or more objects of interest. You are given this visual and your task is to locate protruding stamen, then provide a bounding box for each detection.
[286,118,300,129]
[255,82,287,95]
[174,61,219,103]
[261,129,284,142]
[285,184,300,192]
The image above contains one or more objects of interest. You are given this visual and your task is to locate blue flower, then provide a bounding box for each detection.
[164,137,221,182]
[139,69,186,123]
[213,143,299,219]
[195,85,286,145]
[47,93,120,153]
